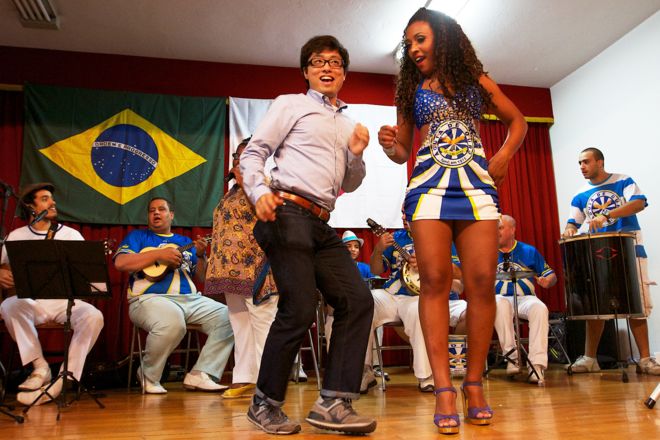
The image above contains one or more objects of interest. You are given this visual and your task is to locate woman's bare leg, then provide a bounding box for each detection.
[410,220,455,423]
[455,219,498,417]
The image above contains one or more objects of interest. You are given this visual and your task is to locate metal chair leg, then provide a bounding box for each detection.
[374,327,386,391]
[308,329,321,391]
[127,325,137,391]
[137,326,145,394]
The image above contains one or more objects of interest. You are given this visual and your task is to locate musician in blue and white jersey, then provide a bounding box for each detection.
[562,147,659,375]
[114,197,234,393]
[494,215,556,385]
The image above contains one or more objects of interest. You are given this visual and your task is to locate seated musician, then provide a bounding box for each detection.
[494,215,556,384]
[114,197,234,393]
[562,147,658,375]
[0,182,104,405]
[343,230,375,280]
[366,215,434,392]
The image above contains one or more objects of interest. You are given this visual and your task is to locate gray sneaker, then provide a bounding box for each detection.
[360,365,377,394]
[305,396,377,434]
[247,396,301,435]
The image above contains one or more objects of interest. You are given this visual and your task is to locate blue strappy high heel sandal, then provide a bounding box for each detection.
[433,387,460,434]
[461,381,493,425]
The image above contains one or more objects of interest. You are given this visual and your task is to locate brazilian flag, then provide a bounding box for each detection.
[22,84,225,226]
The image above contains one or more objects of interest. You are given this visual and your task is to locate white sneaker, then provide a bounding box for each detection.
[418,376,434,392]
[183,372,228,392]
[18,368,51,391]
[638,357,660,375]
[528,365,545,385]
[137,367,167,394]
[360,365,377,394]
[506,361,520,376]
[570,355,600,373]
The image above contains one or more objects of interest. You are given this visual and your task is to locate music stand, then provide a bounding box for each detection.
[5,239,110,420]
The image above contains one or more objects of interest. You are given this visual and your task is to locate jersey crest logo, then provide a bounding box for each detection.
[429,120,475,168]
[586,190,622,226]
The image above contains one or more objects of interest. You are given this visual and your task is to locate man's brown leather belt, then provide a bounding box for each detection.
[274,190,330,222]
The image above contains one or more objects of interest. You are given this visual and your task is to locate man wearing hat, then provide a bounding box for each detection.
[342,231,373,280]
[0,182,104,405]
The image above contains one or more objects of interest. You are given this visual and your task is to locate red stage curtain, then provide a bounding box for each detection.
[0,91,23,233]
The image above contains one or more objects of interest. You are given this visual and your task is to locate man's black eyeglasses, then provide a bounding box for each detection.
[308,58,344,69]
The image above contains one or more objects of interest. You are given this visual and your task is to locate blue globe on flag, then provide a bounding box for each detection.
[91,124,159,187]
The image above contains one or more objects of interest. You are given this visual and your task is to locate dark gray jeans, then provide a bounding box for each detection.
[254,203,374,404]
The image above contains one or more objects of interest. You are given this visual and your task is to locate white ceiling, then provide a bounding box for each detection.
[1,0,659,87]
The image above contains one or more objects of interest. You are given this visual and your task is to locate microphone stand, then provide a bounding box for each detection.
[500,252,541,383]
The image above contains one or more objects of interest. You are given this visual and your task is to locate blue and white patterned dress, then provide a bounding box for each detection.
[404,83,500,221]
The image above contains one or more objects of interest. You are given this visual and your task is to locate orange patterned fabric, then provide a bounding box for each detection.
[205,186,276,301]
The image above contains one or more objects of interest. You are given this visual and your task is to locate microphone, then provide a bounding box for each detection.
[0,180,14,195]
[224,172,236,184]
[30,209,49,226]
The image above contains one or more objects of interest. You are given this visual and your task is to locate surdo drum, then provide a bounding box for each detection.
[559,232,643,320]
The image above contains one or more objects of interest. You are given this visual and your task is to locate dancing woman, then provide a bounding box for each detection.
[378,7,527,434]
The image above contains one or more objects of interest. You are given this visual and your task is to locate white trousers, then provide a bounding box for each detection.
[364,290,431,380]
[494,295,548,368]
[0,297,104,380]
[225,293,278,384]
[448,299,467,329]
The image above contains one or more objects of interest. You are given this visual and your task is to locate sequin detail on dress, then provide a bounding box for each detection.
[413,86,482,129]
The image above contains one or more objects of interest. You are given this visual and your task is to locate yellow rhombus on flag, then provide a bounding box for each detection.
[39,108,206,205]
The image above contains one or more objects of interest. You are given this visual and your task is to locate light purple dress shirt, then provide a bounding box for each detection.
[240,89,366,212]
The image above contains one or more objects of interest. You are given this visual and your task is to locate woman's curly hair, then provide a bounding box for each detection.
[395,8,493,123]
